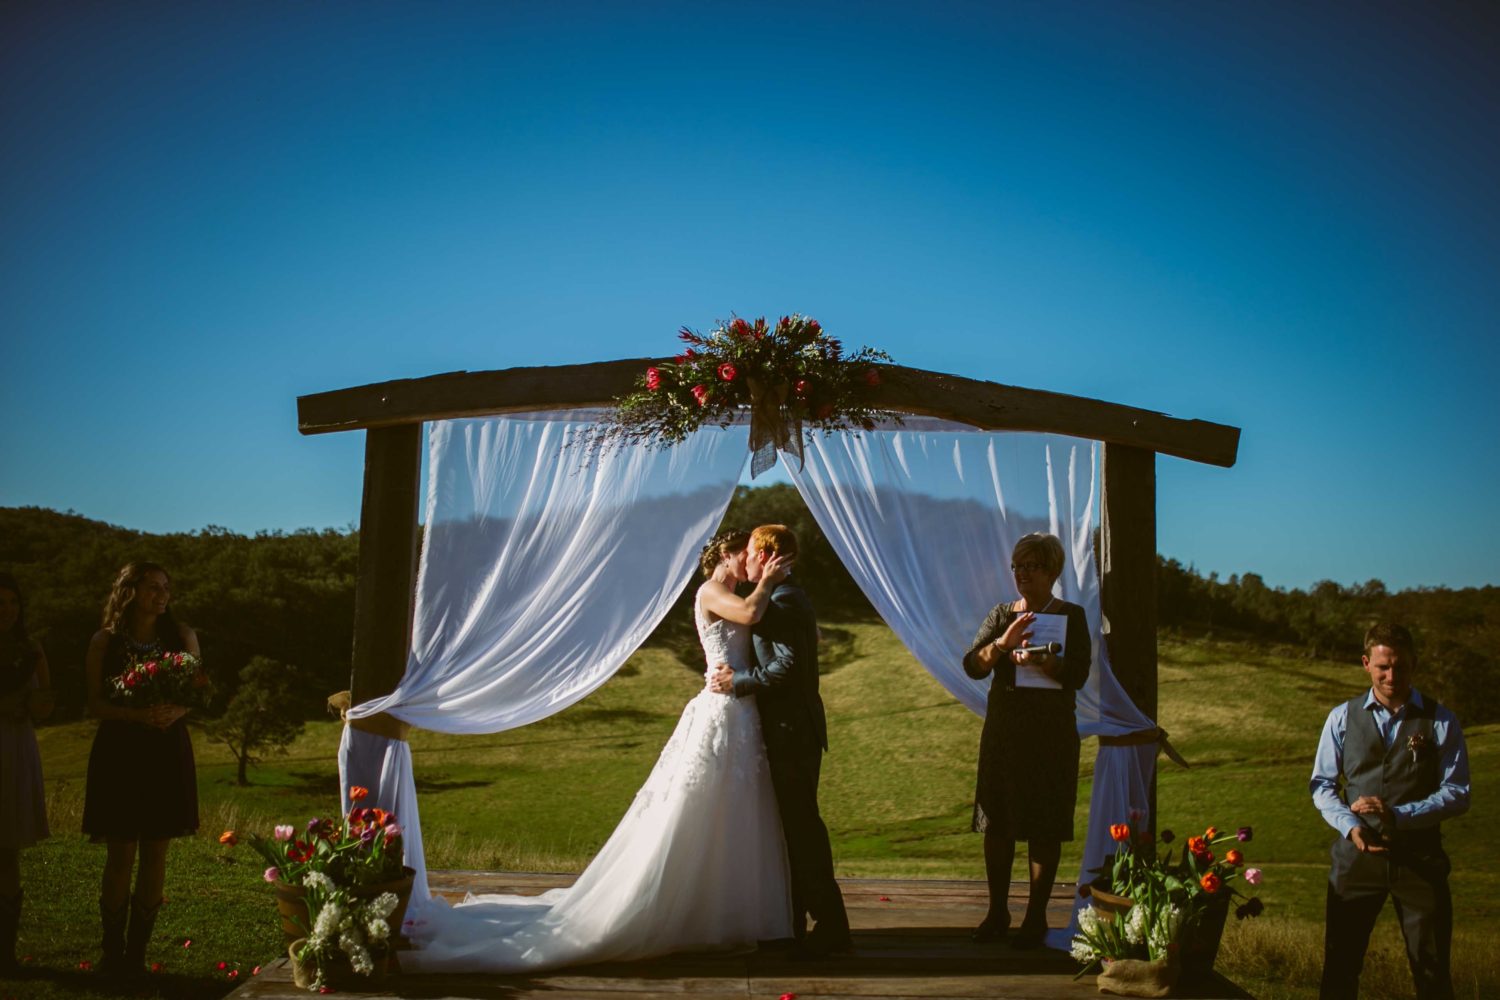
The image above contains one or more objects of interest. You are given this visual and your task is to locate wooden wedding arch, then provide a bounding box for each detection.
[298,360,1240,814]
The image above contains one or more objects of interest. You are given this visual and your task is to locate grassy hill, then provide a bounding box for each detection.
[14,626,1496,999]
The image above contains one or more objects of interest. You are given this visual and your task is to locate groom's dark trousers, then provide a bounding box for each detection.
[734,577,851,947]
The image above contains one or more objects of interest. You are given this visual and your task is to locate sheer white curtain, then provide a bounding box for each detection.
[784,422,1160,947]
[341,413,749,896]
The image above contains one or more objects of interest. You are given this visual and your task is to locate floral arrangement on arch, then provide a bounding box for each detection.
[604,314,896,476]
[226,786,409,991]
[1071,815,1264,975]
[110,650,212,708]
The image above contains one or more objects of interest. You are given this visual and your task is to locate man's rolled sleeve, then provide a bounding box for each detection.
[1391,709,1472,829]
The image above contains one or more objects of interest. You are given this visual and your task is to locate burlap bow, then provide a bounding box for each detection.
[746,376,804,478]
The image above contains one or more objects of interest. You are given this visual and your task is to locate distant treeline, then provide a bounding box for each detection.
[3,496,1494,724]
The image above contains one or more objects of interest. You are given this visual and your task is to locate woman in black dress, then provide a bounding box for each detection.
[82,562,200,975]
[0,572,52,974]
[962,532,1091,948]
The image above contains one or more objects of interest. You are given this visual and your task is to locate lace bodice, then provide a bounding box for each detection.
[693,591,752,683]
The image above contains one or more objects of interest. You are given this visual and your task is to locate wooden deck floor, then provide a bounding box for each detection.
[228,871,1249,999]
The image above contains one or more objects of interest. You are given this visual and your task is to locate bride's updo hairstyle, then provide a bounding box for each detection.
[699,529,751,578]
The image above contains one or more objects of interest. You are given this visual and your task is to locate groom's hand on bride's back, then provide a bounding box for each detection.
[709,663,736,694]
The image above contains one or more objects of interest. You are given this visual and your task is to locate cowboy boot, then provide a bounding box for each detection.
[123,896,162,973]
[97,896,129,975]
[0,890,20,975]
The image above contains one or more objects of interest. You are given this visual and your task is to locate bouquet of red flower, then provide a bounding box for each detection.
[110,650,212,708]
[601,313,896,476]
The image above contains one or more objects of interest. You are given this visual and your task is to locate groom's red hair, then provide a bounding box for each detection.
[749,524,797,557]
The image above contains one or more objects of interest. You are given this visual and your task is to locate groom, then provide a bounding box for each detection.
[711,524,852,957]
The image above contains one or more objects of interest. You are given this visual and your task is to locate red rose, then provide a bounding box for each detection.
[691,385,710,407]
[145,661,159,676]
[123,673,139,688]
[730,317,751,337]
[1200,872,1222,894]
[864,367,881,387]
[793,379,810,398]
[717,363,737,382]
[645,367,662,392]
[806,319,821,335]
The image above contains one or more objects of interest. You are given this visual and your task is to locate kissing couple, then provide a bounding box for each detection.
[403,524,852,973]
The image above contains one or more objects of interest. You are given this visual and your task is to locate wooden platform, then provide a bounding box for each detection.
[228,872,1249,999]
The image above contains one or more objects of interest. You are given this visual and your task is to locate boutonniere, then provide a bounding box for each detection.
[1407,732,1431,764]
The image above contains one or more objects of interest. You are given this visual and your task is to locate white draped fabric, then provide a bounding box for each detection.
[338,412,1164,952]
[342,414,751,896]
[782,425,1159,945]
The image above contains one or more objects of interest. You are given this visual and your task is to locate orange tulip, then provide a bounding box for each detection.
[1226,849,1243,866]
[1187,835,1207,855]
[218,831,238,847]
[349,785,370,802]
[1204,826,1219,840]
[1109,823,1132,842]
[1200,872,1222,893]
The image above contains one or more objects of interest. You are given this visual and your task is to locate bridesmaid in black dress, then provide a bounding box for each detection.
[0,572,52,974]
[962,532,1091,949]
[82,562,200,975]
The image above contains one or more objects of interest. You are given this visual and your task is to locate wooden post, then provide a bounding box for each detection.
[349,424,423,706]
[1101,443,1159,821]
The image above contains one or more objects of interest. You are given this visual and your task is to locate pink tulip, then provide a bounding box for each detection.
[1244,867,1263,886]
[263,867,280,883]
[274,824,295,841]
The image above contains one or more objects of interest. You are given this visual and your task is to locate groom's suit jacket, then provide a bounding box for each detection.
[732,576,828,752]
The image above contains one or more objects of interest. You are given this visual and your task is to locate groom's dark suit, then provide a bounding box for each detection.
[732,574,851,952]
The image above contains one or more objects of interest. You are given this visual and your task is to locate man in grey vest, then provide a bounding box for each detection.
[1310,623,1471,999]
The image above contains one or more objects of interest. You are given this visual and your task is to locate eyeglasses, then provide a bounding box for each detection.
[1010,561,1045,574]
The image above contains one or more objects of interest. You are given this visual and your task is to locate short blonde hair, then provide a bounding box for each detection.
[749,524,798,558]
[1011,533,1065,578]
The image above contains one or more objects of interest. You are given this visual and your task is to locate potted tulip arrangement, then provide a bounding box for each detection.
[1071,816,1264,996]
[228,787,413,991]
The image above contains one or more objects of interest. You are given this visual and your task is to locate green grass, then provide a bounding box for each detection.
[10,626,1496,998]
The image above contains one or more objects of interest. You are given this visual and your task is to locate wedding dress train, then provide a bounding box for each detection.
[400,597,792,973]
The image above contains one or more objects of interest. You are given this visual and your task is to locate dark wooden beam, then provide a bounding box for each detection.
[297,361,1240,468]
[1100,442,1159,824]
[349,424,423,707]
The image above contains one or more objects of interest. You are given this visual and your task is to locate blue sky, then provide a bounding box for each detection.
[3,2,1497,590]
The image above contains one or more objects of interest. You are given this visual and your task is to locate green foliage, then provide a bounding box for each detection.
[205,657,307,786]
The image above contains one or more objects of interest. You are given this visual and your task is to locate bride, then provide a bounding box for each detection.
[400,529,794,973]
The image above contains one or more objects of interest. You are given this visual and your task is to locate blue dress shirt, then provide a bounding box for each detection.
[1309,687,1471,839]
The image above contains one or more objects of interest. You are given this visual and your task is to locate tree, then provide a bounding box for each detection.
[207,656,306,786]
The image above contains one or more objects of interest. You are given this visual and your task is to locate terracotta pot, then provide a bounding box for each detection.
[1086,882,1135,917]
[274,867,416,948]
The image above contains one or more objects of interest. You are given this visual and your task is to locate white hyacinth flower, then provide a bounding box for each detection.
[349,946,374,975]
[367,892,399,919]
[302,871,335,893]
[313,903,342,937]
[366,918,390,942]
[1070,937,1096,963]
[1076,905,1101,934]
[1124,903,1148,944]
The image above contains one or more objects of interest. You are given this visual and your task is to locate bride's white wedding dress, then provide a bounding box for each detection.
[400,595,792,973]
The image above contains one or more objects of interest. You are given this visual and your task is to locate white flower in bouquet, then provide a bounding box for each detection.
[348,946,374,975]
[1124,902,1148,944]
[302,871,335,893]
[313,901,344,938]
[366,917,390,943]
[1147,905,1182,958]
[1076,905,1102,935]
[339,926,366,954]
[1070,936,1097,963]
[366,891,399,919]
